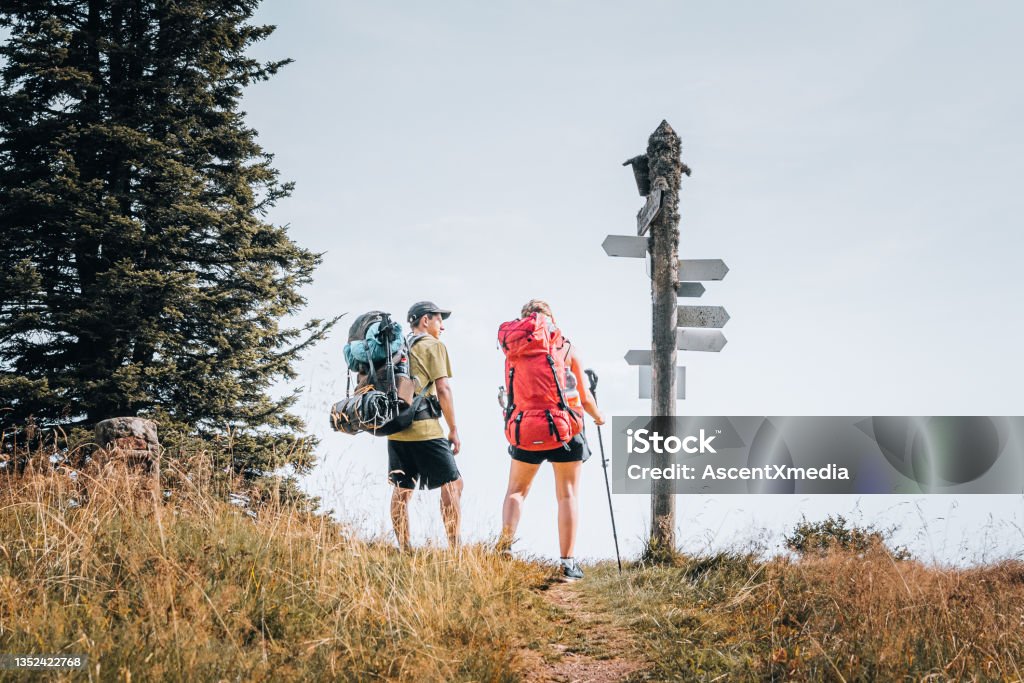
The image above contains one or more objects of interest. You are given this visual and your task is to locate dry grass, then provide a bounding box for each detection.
[757,552,1024,681]
[0,452,559,682]
[582,549,1024,681]
[4,437,1024,681]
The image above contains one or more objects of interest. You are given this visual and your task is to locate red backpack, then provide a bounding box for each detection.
[497,313,583,450]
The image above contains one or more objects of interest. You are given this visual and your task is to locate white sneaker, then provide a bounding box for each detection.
[559,558,584,581]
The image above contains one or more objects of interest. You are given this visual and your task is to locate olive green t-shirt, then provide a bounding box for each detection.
[388,335,452,442]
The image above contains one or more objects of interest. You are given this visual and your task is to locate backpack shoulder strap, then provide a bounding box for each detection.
[405,332,436,394]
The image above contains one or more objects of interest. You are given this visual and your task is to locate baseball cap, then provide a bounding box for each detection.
[407,301,452,324]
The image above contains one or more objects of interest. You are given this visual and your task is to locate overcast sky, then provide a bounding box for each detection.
[240,1,1024,564]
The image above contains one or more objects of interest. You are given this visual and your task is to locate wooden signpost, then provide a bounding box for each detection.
[608,120,731,557]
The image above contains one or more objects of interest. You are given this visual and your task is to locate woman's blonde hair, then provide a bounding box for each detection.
[521,299,555,322]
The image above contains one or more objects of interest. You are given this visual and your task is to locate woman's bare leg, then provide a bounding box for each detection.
[500,459,540,549]
[551,461,583,558]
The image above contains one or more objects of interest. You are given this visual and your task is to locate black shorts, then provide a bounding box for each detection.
[388,438,461,490]
[509,433,590,465]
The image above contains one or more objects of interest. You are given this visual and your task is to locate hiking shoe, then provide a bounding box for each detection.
[494,537,514,559]
[560,559,584,582]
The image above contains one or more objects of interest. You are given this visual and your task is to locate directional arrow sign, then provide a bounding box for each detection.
[677,283,705,298]
[647,257,729,282]
[677,305,730,328]
[678,259,729,281]
[624,349,651,365]
[602,235,647,258]
[639,365,685,399]
[677,329,727,352]
[636,186,663,236]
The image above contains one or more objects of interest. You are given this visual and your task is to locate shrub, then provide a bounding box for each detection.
[785,514,910,560]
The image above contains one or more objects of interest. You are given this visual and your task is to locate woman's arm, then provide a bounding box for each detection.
[569,351,605,425]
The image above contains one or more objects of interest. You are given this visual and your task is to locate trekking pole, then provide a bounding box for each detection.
[585,368,622,574]
[379,313,399,413]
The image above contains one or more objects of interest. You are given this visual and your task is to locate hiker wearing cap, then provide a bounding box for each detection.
[388,301,463,550]
[497,299,605,581]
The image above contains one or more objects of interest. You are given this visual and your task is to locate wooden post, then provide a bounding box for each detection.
[647,120,683,554]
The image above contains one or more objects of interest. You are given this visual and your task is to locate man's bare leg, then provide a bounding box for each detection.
[391,486,414,551]
[439,478,463,548]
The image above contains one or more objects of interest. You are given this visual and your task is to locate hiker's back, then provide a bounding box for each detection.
[388,333,450,442]
[497,313,583,451]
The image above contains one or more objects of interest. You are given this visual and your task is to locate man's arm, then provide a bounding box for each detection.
[435,376,460,454]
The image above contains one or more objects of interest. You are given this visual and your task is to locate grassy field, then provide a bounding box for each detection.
[0,457,563,682]
[2,453,1023,682]
[582,549,1024,681]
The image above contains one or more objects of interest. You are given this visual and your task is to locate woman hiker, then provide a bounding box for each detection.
[497,299,605,581]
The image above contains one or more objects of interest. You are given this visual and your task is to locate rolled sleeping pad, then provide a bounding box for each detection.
[329,390,394,435]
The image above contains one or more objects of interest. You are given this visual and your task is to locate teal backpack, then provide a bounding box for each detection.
[331,312,439,436]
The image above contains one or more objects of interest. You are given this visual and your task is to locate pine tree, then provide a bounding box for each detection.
[0,0,336,478]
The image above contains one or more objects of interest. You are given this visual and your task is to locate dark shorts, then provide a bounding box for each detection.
[509,433,590,465]
[388,438,461,490]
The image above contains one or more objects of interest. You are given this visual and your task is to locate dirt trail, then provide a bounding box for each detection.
[523,580,648,683]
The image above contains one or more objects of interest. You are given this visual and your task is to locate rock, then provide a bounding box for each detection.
[94,417,161,471]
